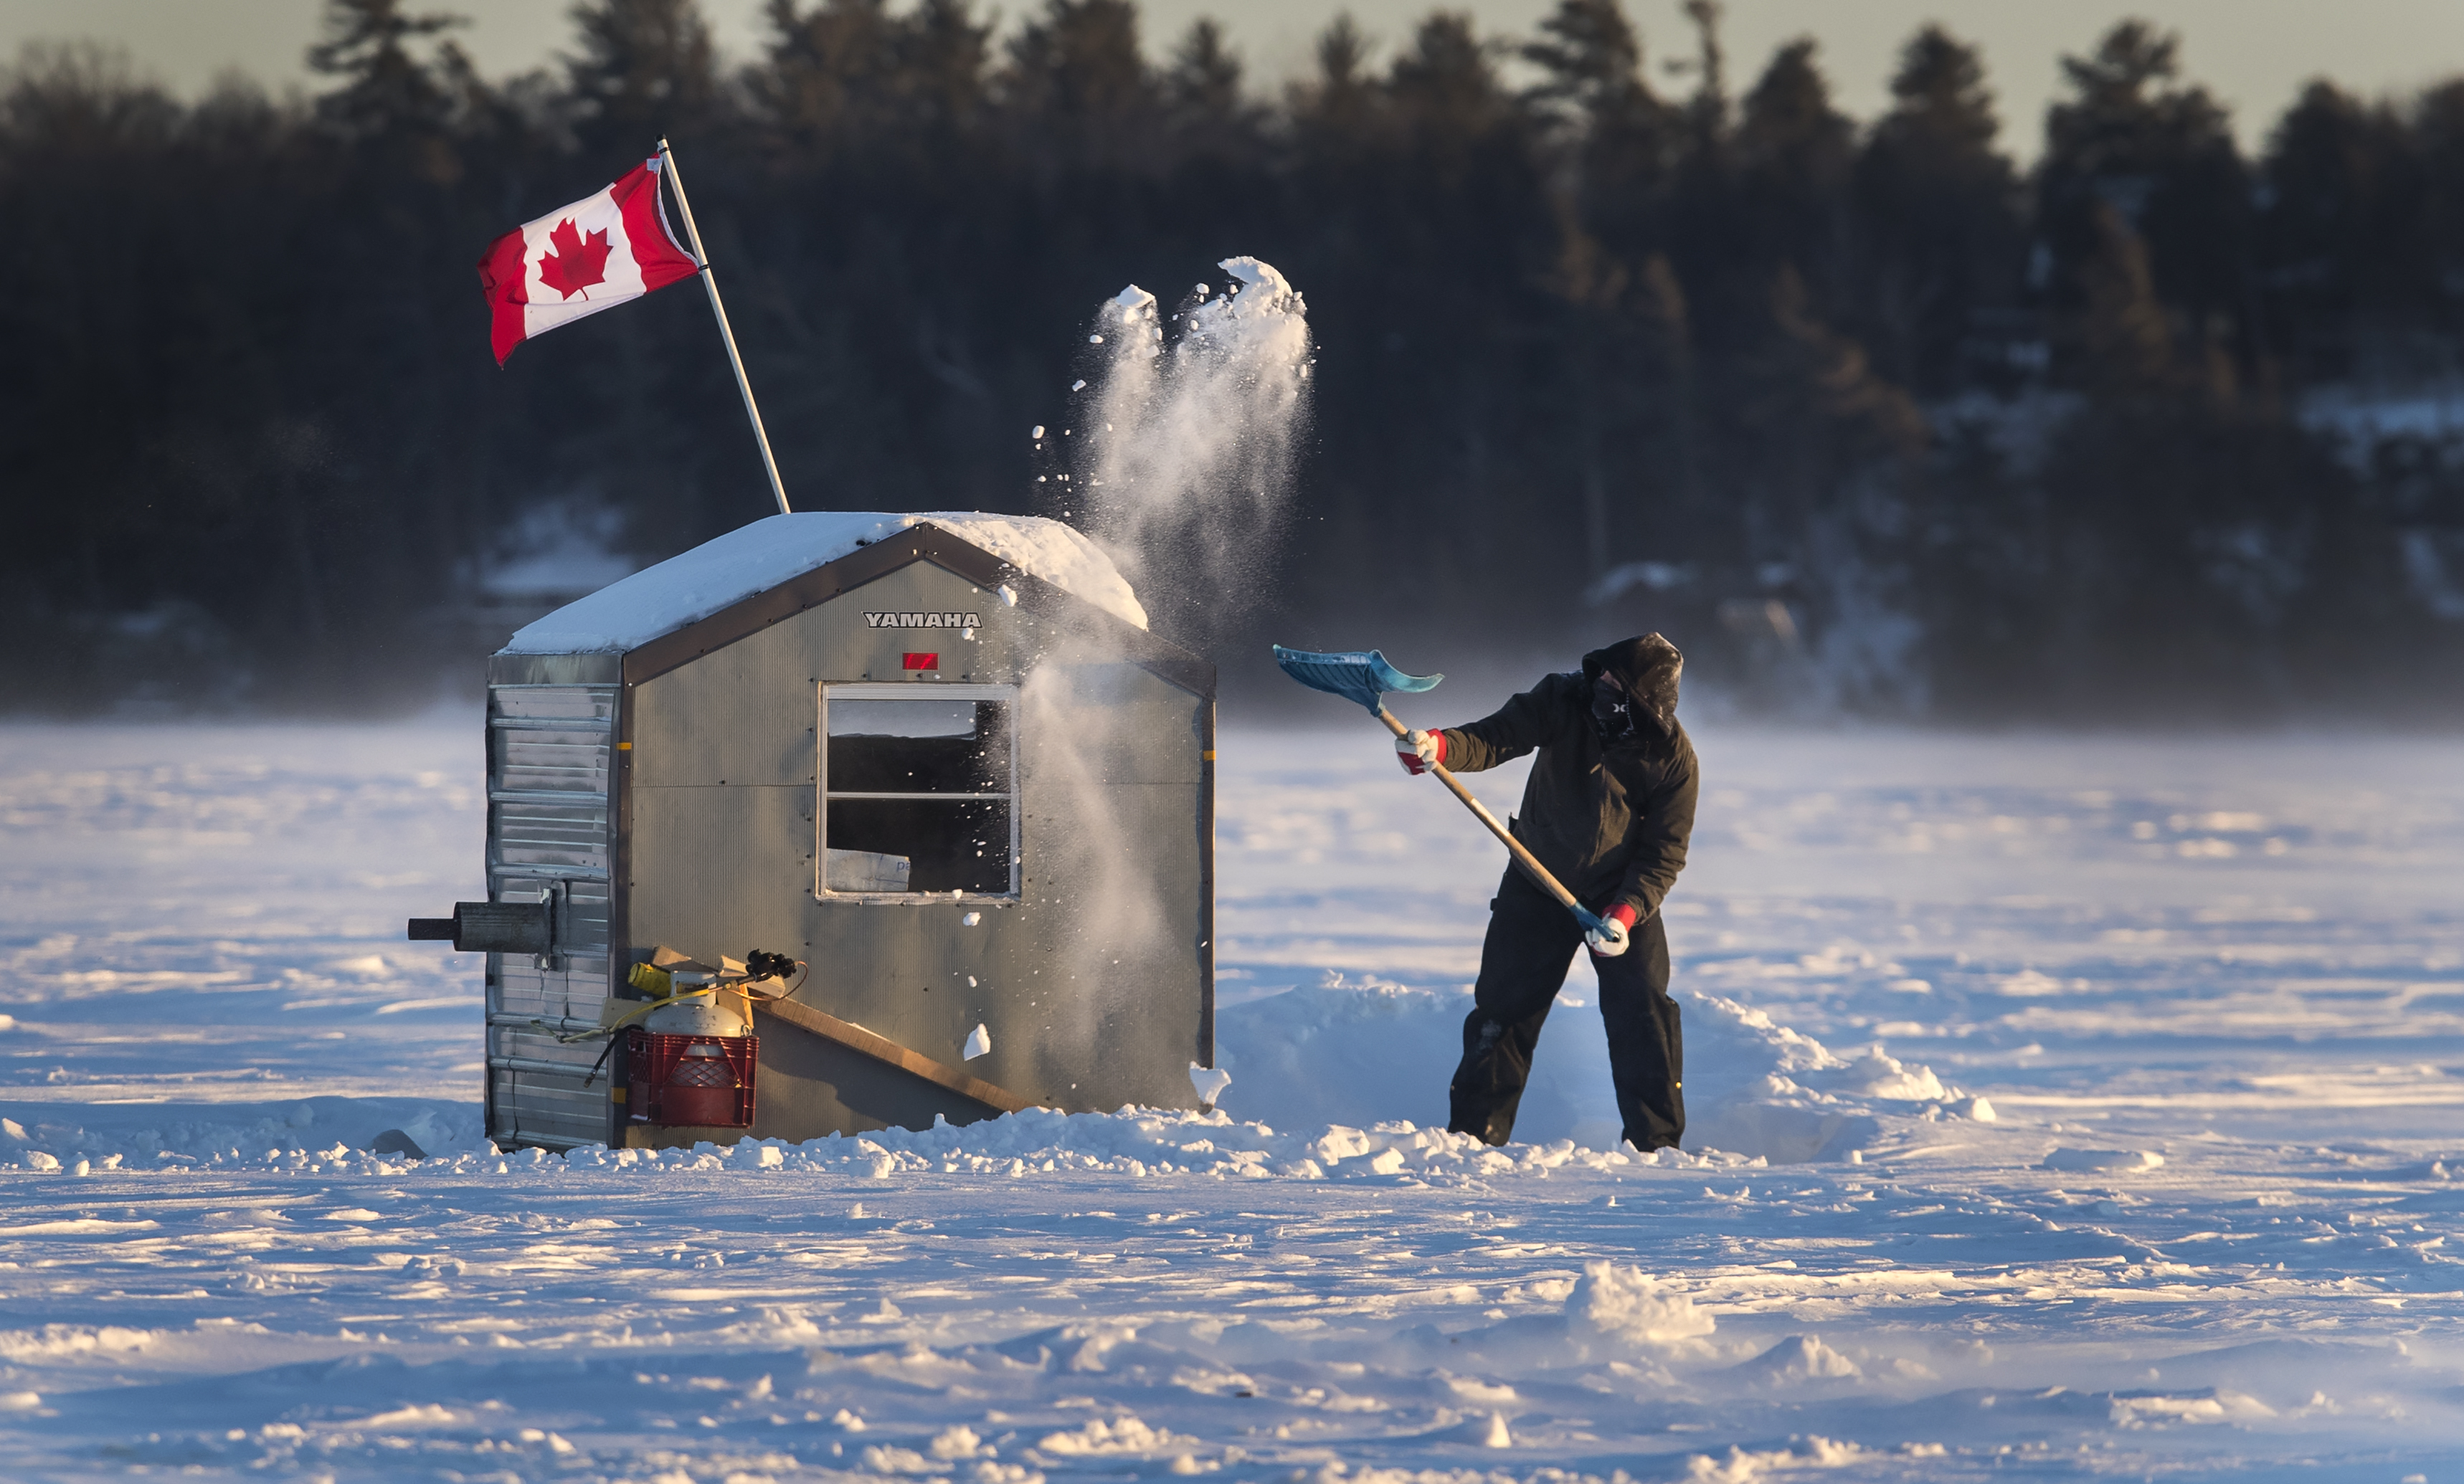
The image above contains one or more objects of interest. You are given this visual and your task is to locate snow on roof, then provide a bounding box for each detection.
[501,510,1147,655]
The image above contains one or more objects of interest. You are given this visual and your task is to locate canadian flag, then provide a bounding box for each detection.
[476,158,699,365]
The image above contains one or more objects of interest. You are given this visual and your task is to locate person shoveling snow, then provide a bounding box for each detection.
[1277,634,1697,1151]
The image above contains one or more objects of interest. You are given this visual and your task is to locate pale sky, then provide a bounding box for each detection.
[7,0,2464,160]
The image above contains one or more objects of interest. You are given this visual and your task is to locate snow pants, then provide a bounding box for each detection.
[1446,867,1684,1151]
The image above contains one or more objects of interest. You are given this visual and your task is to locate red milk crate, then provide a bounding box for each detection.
[625,1028,758,1128]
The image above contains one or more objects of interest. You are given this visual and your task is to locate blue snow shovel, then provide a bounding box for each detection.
[1271,645,1608,936]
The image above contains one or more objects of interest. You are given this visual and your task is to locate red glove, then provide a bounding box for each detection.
[1586,902,1639,956]
[1394,728,1446,775]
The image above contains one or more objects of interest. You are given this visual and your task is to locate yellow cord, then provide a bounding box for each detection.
[540,985,716,1044]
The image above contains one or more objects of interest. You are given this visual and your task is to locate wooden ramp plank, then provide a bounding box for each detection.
[755,997,1038,1116]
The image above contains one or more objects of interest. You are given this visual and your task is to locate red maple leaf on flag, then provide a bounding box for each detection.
[536,217,612,300]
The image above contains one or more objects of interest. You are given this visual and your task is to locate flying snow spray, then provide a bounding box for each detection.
[1069,256,1312,646]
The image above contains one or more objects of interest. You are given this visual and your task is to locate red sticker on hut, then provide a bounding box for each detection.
[901,652,939,671]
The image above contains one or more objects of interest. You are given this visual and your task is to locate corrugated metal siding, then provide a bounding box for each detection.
[485,682,617,1151]
[494,802,608,874]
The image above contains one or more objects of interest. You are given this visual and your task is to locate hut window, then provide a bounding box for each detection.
[818,684,1017,898]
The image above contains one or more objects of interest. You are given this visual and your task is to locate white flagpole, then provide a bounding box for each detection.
[658,138,792,518]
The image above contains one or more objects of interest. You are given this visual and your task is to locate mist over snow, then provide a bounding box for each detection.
[0,719,2459,1478]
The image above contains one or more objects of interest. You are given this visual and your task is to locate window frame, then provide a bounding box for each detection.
[813,681,1022,903]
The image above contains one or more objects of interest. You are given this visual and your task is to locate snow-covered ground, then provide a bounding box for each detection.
[1,717,2460,1481]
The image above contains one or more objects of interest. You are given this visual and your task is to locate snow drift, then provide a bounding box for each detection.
[1209,975,1986,1165]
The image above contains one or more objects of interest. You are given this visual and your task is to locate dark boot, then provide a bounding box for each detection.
[1448,870,1581,1145]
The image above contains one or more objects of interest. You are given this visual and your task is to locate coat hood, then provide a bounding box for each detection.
[1583,633,1684,737]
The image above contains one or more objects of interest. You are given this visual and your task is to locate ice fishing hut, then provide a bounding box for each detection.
[427,512,1216,1153]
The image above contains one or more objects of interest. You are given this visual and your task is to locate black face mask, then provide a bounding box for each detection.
[1591,680,1638,746]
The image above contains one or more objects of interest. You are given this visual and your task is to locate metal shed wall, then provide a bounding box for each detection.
[621,555,1212,1136]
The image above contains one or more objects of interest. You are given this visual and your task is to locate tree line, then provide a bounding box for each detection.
[4,0,2463,719]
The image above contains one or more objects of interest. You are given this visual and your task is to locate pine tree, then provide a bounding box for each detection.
[1004,0,1158,173]
[1387,12,1511,154]
[1851,24,2022,394]
[1164,19,1253,156]
[2077,202,2174,392]
[1525,0,1678,258]
[567,0,721,160]
[2259,80,2424,379]
[1734,39,1852,298]
[308,0,466,149]
[2037,22,2252,379]
[2417,79,2464,346]
[889,0,992,144]
[754,0,898,154]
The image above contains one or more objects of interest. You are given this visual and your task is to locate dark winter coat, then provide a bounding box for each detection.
[1436,640,1698,923]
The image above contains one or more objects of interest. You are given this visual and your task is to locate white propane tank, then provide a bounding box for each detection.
[643,971,748,1037]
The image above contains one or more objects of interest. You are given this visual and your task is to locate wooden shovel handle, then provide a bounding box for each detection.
[1377,707,1603,931]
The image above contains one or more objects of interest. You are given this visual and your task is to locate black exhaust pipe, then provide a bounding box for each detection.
[407,899,552,954]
